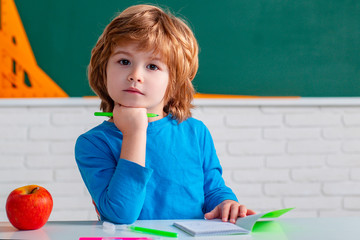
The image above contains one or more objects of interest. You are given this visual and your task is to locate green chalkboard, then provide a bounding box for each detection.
[14,0,360,97]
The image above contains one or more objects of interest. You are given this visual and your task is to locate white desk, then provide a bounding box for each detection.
[0,217,358,240]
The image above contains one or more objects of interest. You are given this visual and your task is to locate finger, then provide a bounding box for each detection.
[238,205,247,218]
[229,204,239,223]
[204,206,220,220]
[246,209,256,216]
[221,203,231,222]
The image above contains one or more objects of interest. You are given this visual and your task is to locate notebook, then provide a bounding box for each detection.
[173,207,294,236]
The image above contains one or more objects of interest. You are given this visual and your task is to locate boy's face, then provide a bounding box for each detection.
[106,43,169,114]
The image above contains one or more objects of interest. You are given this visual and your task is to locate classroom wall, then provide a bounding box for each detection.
[0,98,360,221]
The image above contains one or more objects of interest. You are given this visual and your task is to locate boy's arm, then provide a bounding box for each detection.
[119,132,147,166]
[113,104,148,167]
[74,105,150,224]
[200,125,256,222]
[201,126,238,213]
[75,135,153,224]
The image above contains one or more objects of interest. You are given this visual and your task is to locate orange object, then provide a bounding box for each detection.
[0,0,68,98]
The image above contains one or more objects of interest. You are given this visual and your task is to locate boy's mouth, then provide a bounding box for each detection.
[123,87,144,95]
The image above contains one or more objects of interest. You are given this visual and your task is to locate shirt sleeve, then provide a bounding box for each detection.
[75,135,153,224]
[201,125,238,213]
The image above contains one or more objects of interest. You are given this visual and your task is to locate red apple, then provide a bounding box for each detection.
[6,185,53,230]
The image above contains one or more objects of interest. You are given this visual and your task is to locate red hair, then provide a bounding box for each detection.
[88,4,199,122]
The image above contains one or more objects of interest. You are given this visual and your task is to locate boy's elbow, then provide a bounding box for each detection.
[96,192,145,224]
[110,215,137,224]
[99,203,141,224]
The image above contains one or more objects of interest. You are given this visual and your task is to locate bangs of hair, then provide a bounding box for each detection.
[108,6,175,68]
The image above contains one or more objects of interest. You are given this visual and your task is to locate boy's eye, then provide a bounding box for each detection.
[147,64,159,71]
[119,59,130,65]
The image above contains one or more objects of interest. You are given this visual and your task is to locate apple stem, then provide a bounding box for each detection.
[30,187,40,194]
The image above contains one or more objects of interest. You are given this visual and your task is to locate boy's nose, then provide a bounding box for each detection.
[129,76,143,82]
[128,68,143,83]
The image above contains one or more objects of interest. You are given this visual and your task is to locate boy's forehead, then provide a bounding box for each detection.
[112,42,163,58]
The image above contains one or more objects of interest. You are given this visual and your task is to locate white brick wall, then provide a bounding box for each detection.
[0,98,359,221]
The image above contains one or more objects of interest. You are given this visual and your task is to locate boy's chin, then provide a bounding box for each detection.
[118,102,146,108]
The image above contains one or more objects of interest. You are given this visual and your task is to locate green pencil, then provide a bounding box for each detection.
[94,112,159,118]
[128,225,178,238]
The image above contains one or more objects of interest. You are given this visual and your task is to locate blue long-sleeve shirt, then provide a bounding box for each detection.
[75,115,237,224]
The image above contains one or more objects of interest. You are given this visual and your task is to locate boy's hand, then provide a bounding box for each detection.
[113,104,148,135]
[204,200,256,223]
